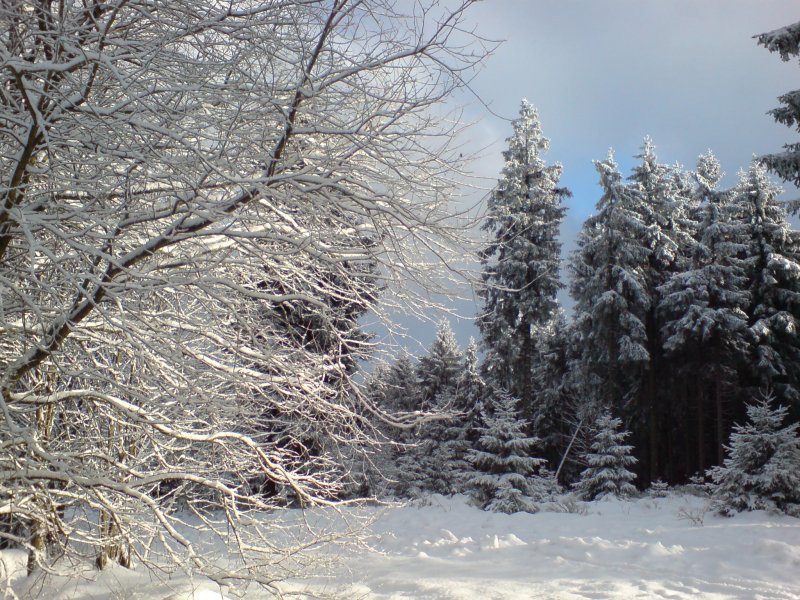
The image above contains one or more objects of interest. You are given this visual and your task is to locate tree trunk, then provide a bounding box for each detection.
[518,318,533,422]
[646,309,660,485]
[715,377,725,465]
[97,510,131,570]
[27,520,45,576]
[696,390,705,475]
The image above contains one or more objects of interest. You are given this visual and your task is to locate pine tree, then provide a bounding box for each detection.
[756,20,800,188]
[478,100,569,418]
[574,410,638,500]
[531,312,573,466]
[736,163,800,407]
[569,152,650,411]
[360,352,421,497]
[367,353,422,498]
[709,392,800,517]
[467,389,551,513]
[627,139,694,481]
[454,338,485,434]
[385,353,421,414]
[659,152,751,472]
[388,321,465,497]
[441,338,486,493]
[416,320,464,408]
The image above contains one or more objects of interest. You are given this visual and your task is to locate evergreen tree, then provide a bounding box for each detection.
[569,152,650,411]
[437,338,489,494]
[362,356,422,498]
[454,337,485,432]
[628,138,687,279]
[417,320,464,408]
[709,392,800,517]
[467,389,551,513]
[627,139,694,481]
[659,152,751,472]
[574,410,638,500]
[477,100,569,418]
[756,20,800,188]
[736,163,800,408]
[385,353,421,413]
[531,312,574,467]
[387,321,465,497]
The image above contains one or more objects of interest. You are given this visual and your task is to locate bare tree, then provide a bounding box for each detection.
[0,0,485,591]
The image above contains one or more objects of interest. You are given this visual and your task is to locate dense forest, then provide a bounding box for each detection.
[0,1,797,595]
[362,21,800,512]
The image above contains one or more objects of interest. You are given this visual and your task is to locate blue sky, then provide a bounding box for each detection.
[392,0,800,353]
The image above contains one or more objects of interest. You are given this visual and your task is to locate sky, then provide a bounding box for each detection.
[389,0,800,353]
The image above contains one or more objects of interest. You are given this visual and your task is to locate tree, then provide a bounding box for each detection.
[569,152,650,412]
[416,320,464,409]
[659,152,751,473]
[477,100,569,418]
[709,392,800,517]
[440,337,486,494]
[627,139,694,481]
[364,353,424,499]
[756,20,800,188]
[736,163,800,408]
[467,389,552,513]
[454,337,486,440]
[530,312,574,467]
[574,411,638,500]
[0,0,485,589]
[391,321,465,497]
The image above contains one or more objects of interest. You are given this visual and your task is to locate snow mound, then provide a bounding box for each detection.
[479,533,527,551]
[753,538,800,568]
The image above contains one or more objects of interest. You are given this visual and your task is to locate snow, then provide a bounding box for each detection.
[4,493,800,599]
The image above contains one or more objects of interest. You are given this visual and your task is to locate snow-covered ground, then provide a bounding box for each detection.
[4,493,800,599]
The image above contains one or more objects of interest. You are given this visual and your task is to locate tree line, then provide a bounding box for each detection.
[367,17,800,497]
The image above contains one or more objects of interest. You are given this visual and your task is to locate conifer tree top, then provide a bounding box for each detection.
[756,21,800,61]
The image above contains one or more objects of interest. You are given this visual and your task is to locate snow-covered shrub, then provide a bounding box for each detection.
[676,503,710,527]
[648,479,670,498]
[544,494,588,515]
[574,410,637,500]
[708,393,800,517]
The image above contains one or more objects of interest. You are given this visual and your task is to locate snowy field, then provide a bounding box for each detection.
[4,493,800,600]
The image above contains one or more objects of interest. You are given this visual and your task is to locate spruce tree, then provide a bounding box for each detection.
[659,152,751,471]
[436,338,485,494]
[531,312,573,467]
[385,353,421,414]
[370,353,423,498]
[454,337,485,434]
[756,20,800,188]
[416,320,464,408]
[736,163,800,407]
[574,410,638,500]
[467,389,550,513]
[569,152,650,411]
[627,139,694,481]
[478,100,568,418]
[709,392,800,517]
[391,321,465,497]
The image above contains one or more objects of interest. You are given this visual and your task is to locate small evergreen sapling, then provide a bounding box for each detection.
[709,392,800,517]
[467,389,550,513]
[574,411,637,500]
[441,338,486,494]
